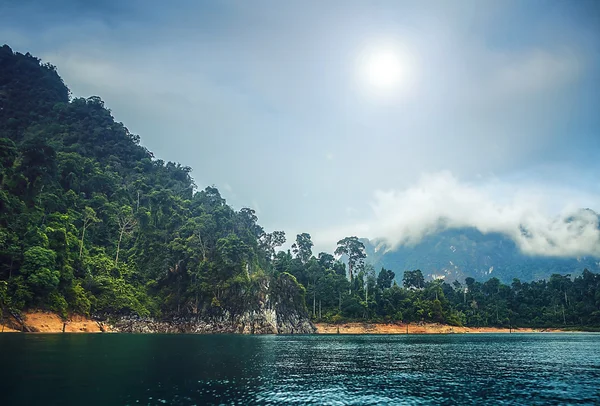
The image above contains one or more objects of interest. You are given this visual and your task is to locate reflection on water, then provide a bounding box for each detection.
[1,333,599,405]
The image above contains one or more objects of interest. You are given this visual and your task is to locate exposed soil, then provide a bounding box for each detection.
[0,311,110,333]
[315,322,564,334]
[2,313,567,334]
[0,324,20,332]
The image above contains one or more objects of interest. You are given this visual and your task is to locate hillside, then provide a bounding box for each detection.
[364,227,600,283]
[0,44,314,332]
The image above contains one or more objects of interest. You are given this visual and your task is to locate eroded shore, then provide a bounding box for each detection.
[1,311,570,334]
[315,322,564,334]
[1,311,109,333]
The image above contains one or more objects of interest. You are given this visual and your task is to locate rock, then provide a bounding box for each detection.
[107,273,316,334]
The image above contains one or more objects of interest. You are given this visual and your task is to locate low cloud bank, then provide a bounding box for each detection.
[368,172,600,257]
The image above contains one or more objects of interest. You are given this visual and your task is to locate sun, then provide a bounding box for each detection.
[364,49,404,90]
[357,42,415,98]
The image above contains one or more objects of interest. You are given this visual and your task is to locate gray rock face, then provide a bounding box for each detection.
[110,308,316,334]
[108,273,316,334]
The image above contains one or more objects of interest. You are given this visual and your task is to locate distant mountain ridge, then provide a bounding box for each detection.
[363,224,600,283]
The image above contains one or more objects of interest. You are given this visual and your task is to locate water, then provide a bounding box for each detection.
[1,333,599,405]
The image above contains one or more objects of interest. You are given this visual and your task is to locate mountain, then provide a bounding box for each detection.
[363,226,600,283]
[0,44,315,333]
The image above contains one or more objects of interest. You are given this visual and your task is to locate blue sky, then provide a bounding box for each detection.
[2,0,600,254]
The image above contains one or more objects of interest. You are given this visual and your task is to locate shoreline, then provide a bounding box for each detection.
[314,322,567,334]
[1,311,109,333]
[1,311,589,334]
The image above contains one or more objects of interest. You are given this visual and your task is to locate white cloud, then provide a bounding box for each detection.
[365,172,600,257]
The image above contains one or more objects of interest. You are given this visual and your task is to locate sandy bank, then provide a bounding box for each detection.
[315,322,563,334]
[1,311,110,333]
[1,313,567,334]
[0,324,20,332]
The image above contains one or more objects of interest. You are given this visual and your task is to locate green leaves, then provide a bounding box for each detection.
[22,246,56,273]
[20,246,60,296]
[335,236,366,281]
[292,233,313,264]
[217,234,253,272]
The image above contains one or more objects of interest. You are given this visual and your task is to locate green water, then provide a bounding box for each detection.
[1,333,599,405]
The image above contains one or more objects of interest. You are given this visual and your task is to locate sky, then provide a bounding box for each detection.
[2,0,600,255]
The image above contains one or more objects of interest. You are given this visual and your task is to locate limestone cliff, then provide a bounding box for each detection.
[108,273,316,334]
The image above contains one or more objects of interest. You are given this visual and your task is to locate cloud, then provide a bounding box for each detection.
[490,49,583,97]
[365,172,600,257]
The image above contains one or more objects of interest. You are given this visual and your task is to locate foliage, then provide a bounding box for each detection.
[0,46,287,317]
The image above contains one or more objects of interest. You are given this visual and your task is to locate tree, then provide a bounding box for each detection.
[306,258,322,317]
[318,252,335,269]
[79,207,101,258]
[334,236,366,282]
[115,205,137,267]
[403,269,425,289]
[259,230,286,260]
[363,264,376,317]
[377,267,395,290]
[21,246,59,296]
[292,233,313,264]
[238,207,263,238]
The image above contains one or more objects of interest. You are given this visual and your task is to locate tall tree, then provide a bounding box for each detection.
[79,207,100,258]
[377,267,395,290]
[292,233,313,264]
[115,205,137,267]
[403,269,425,289]
[334,236,366,282]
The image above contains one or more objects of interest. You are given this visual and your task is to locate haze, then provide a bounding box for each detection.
[2,0,599,254]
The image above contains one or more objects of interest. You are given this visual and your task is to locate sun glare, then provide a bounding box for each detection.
[365,49,404,89]
[358,42,415,98]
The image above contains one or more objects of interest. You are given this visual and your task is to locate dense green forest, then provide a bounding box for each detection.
[1,45,600,328]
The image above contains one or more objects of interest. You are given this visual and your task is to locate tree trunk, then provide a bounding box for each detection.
[79,225,86,258]
[115,227,125,267]
[348,263,353,294]
[319,299,322,319]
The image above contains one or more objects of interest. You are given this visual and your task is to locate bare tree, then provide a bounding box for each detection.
[115,206,137,267]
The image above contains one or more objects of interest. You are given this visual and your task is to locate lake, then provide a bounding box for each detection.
[1,333,599,405]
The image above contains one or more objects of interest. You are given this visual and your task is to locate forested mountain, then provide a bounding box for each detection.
[363,227,600,283]
[1,45,600,330]
[0,44,305,324]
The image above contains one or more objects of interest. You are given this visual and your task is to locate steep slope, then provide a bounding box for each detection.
[0,45,314,332]
[364,226,600,283]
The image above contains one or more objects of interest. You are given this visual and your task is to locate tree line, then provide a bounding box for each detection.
[276,233,600,328]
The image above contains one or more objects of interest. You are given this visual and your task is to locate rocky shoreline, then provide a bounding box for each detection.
[4,313,577,334]
[0,308,317,334]
[108,310,316,334]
